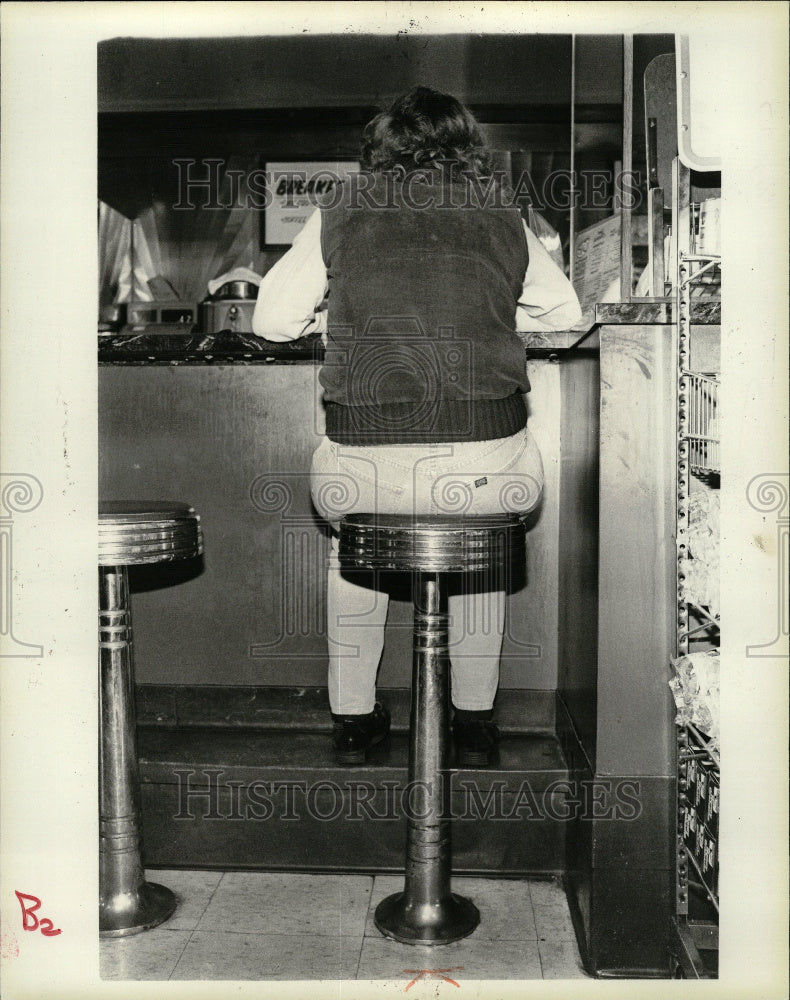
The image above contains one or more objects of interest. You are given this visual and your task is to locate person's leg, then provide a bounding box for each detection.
[311,438,394,763]
[429,429,544,746]
[447,574,504,765]
[325,529,389,715]
[447,580,505,711]
[310,438,392,716]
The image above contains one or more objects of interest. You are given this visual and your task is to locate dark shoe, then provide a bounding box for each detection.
[332,702,390,765]
[453,714,500,767]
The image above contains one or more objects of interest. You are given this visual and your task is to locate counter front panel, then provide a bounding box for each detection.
[99,359,561,690]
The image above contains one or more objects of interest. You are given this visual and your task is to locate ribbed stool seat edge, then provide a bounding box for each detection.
[338,513,526,574]
[99,502,203,566]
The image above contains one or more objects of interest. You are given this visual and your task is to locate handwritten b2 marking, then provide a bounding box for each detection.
[14,891,62,937]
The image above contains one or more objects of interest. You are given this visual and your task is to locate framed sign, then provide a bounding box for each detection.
[262,161,359,246]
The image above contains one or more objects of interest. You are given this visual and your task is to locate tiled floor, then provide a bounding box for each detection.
[100,870,589,982]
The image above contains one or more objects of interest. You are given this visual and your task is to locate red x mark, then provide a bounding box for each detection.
[403,967,463,991]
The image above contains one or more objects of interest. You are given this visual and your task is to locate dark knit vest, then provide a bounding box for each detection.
[319,172,530,444]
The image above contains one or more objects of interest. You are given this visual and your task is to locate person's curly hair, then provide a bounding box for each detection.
[360,86,497,183]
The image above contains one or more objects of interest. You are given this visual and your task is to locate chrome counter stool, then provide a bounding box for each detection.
[98,501,203,937]
[338,512,527,945]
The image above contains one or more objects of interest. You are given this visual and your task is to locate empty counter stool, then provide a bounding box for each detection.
[98,501,203,936]
[338,513,527,945]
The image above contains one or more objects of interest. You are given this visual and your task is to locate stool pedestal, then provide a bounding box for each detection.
[339,513,526,946]
[98,502,202,937]
[374,573,479,945]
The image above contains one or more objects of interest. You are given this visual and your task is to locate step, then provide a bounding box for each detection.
[136,684,558,734]
[138,726,570,875]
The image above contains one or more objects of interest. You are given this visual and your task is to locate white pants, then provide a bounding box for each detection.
[310,427,544,715]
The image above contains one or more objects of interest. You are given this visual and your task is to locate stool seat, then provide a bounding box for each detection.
[99,501,202,565]
[338,512,526,573]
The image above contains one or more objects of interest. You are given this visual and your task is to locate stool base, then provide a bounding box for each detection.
[374,891,480,946]
[99,881,177,938]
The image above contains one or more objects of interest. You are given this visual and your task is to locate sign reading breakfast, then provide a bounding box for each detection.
[264,161,359,245]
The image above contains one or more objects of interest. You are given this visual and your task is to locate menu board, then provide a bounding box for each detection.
[263,161,359,245]
[572,215,622,315]
[573,214,649,314]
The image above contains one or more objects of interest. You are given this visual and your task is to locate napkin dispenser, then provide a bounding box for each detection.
[123,300,199,336]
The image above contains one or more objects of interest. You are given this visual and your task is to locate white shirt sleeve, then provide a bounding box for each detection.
[515,221,582,332]
[252,207,328,341]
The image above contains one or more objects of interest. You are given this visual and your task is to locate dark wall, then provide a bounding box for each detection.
[98,34,576,112]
